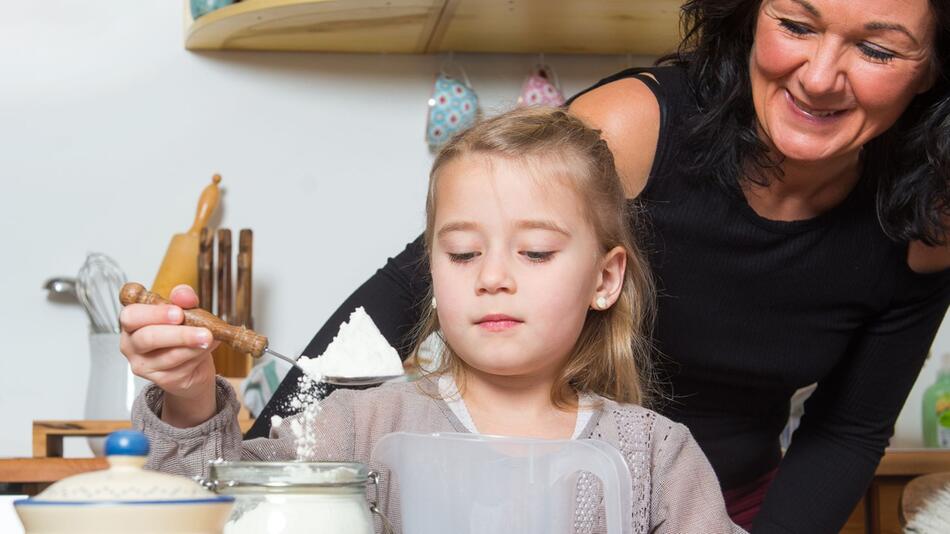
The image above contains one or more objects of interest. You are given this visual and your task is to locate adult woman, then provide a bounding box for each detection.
[132,0,948,531]
[560,2,948,531]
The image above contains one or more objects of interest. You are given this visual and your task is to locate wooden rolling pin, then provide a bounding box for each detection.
[118,282,294,365]
[151,175,222,298]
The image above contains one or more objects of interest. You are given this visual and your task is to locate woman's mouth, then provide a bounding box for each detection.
[476,314,523,332]
[785,90,849,122]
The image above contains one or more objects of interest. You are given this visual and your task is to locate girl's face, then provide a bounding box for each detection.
[750,0,935,164]
[430,155,621,380]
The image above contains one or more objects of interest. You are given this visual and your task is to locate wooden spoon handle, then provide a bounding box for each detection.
[120,282,267,358]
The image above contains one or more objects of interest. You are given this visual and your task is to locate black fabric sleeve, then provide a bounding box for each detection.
[245,235,429,439]
[752,266,950,533]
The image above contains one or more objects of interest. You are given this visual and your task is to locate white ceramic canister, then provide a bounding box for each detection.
[14,431,234,534]
[205,461,393,534]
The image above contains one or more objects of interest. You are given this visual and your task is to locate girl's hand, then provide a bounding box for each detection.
[119,284,220,427]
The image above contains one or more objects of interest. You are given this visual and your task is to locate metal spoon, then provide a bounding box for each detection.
[321,375,403,386]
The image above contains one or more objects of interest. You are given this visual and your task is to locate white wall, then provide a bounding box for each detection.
[0,0,646,458]
[0,0,945,460]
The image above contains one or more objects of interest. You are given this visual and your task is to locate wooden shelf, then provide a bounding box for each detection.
[31,419,256,459]
[876,448,950,476]
[184,0,683,55]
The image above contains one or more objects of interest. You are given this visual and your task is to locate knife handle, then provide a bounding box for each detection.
[120,282,267,358]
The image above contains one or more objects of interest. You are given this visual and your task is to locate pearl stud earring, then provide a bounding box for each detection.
[431,297,437,310]
[595,296,607,310]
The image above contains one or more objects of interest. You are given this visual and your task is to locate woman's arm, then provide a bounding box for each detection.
[753,268,950,533]
[568,75,661,199]
[909,241,950,273]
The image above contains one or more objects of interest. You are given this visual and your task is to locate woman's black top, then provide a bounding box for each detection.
[248,65,950,533]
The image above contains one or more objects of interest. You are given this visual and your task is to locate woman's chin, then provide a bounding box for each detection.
[770,135,855,165]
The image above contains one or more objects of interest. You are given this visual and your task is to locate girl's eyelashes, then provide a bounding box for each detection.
[521,251,556,263]
[445,251,556,263]
[777,18,897,64]
[448,252,479,263]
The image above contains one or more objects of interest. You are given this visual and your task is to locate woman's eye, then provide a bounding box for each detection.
[857,43,896,64]
[448,252,478,263]
[778,19,812,36]
[521,251,555,263]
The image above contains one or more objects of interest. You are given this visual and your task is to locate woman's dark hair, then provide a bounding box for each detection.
[661,0,950,245]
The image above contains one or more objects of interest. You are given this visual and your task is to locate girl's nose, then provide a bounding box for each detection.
[799,37,847,98]
[476,251,516,295]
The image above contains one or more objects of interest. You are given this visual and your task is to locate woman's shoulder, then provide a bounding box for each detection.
[569,71,663,198]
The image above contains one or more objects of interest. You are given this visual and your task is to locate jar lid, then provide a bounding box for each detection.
[27,430,229,504]
[208,461,369,491]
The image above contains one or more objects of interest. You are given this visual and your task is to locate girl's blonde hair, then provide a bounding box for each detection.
[410,106,656,407]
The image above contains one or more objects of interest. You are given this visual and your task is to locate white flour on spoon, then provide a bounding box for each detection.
[276,307,404,459]
[297,306,404,379]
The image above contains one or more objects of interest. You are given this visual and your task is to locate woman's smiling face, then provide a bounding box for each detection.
[750,0,936,164]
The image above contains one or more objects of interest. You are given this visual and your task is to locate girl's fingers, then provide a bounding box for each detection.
[120,303,184,332]
[125,324,212,355]
[169,284,200,310]
[146,357,210,394]
[135,346,211,375]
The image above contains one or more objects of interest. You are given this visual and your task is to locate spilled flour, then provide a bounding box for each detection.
[276,307,404,460]
[279,370,325,460]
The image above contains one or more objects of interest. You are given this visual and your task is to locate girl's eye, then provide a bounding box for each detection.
[521,251,555,263]
[448,252,478,263]
[857,43,896,64]
[778,19,812,36]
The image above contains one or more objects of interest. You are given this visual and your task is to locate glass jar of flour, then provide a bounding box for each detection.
[204,461,393,534]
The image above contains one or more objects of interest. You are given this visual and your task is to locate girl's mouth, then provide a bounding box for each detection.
[477,314,523,332]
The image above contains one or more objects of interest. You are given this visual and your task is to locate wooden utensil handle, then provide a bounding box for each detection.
[187,174,222,236]
[119,282,267,358]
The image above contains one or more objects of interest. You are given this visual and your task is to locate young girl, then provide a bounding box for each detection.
[124,107,743,533]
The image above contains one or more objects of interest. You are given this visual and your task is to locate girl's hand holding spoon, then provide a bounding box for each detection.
[119,283,220,427]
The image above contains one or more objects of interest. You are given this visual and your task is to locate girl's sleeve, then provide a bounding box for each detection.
[650,420,747,534]
[132,378,357,478]
[246,235,428,439]
[132,377,279,478]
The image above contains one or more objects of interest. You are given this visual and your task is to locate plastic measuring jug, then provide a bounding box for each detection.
[373,432,632,534]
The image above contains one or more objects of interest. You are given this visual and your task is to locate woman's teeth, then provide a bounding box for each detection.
[790,93,841,118]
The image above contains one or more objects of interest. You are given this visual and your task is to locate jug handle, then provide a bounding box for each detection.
[368,470,398,534]
[557,441,633,534]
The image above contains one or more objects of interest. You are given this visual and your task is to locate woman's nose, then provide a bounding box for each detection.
[476,251,516,295]
[799,38,847,97]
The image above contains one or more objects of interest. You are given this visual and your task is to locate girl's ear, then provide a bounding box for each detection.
[593,246,627,309]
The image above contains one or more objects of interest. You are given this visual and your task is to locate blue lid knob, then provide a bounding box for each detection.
[104,430,150,457]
